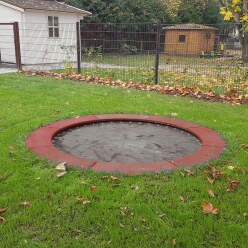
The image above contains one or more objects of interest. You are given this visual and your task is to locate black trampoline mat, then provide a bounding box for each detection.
[53,121,201,164]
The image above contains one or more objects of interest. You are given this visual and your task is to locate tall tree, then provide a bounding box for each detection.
[218,0,248,61]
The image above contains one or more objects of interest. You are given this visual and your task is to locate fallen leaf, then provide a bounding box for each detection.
[56,162,67,171]
[119,223,125,228]
[180,172,185,177]
[76,197,91,205]
[57,171,67,177]
[212,170,224,179]
[185,169,193,175]
[229,180,240,191]
[179,196,185,203]
[172,239,176,245]
[130,185,139,190]
[0,208,7,215]
[0,216,6,224]
[110,176,118,181]
[90,186,97,192]
[171,112,178,116]
[227,166,235,170]
[201,202,218,215]
[237,167,245,174]
[19,201,32,207]
[240,144,248,149]
[207,189,215,197]
[207,177,214,184]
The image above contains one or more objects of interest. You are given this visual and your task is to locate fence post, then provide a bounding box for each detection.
[76,22,81,74]
[13,22,22,70]
[154,23,161,85]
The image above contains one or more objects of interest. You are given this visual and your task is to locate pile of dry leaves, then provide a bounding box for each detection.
[20,70,248,105]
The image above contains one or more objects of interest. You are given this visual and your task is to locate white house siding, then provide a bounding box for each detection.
[0,4,24,63]
[21,10,82,64]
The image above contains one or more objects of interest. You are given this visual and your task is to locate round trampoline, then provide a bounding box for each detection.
[26,114,226,174]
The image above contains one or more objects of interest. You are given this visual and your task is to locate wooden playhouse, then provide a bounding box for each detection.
[163,24,218,56]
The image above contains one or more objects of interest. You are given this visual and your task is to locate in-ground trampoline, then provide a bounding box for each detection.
[26,114,226,174]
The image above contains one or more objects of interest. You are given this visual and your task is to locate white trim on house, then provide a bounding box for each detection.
[57,2,92,17]
[0,0,24,12]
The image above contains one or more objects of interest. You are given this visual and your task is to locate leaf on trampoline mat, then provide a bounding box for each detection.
[56,162,67,171]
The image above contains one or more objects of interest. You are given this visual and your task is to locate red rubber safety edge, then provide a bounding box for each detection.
[26,114,226,174]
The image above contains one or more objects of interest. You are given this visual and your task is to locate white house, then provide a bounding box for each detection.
[0,0,91,65]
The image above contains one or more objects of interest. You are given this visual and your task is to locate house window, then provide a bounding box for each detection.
[206,33,211,39]
[48,16,59,38]
[179,35,186,43]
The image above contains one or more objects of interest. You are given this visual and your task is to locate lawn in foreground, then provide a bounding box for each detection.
[0,73,247,247]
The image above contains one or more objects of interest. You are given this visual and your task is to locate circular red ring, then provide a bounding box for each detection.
[26,114,226,174]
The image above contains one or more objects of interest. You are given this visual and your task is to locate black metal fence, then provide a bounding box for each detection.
[80,22,248,95]
[0,21,247,96]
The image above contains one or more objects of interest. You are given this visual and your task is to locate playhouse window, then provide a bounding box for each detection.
[179,35,186,43]
[48,16,59,38]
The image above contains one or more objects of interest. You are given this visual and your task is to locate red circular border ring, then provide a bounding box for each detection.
[26,114,226,174]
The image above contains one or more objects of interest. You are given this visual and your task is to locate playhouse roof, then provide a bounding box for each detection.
[163,23,217,31]
[0,0,91,15]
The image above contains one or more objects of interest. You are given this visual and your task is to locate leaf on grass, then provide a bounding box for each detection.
[240,144,248,149]
[101,175,119,181]
[227,166,235,170]
[185,169,193,175]
[0,208,7,215]
[76,197,91,205]
[201,202,218,215]
[207,177,214,184]
[110,176,118,181]
[230,180,240,191]
[180,172,185,177]
[56,162,67,171]
[130,185,139,190]
[0,216,6,224]
[207,189,215,197]
[90,186,97,192]
[172,239,176,245]
[212,170,224,179]
[179,196,185,203]
[19,201,32,207]
[56,171,67,178]
[170,112,178,117]
[237,167,246,174]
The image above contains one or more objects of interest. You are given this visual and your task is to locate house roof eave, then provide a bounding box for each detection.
[0,0,24,12]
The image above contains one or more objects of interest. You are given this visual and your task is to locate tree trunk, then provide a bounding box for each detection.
[240,33,248,62]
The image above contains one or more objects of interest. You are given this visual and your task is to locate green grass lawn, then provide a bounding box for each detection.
[0,73,247,247]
